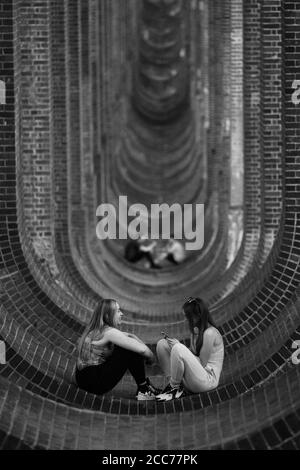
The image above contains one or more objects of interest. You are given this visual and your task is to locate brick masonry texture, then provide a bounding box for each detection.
[0,0,300,450]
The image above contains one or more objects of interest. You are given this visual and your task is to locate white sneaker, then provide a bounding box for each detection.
[136,389,156,401]
[156,383,173,400]
[156,384,185,401]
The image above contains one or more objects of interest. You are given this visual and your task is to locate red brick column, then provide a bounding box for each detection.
[243,0,262,232]
[192,0,209,188]
[284,0,300,217]
[230,0,244,209]
[16,0,52,241]
[50,0,67,245]
[207,0,230,198]
[90,0,101,205]
[207,0,221,194]
[204,0,230,271]
[98,0,109,201]
[48,0,97,310]
[0,0,17,278]
[80,0,96,223]
[261,0,284,241]
[65,0,82,224]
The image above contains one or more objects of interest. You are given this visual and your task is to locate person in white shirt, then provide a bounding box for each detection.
[166,237,186,265]
[156,297,224,401]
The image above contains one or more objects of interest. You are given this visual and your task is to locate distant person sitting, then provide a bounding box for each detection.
[124,236,161,269]
[166,237,186,265]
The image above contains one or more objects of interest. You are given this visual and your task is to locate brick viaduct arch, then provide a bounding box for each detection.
[0,0,299,450]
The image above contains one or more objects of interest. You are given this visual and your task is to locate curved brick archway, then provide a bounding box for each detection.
[0,0,300,451]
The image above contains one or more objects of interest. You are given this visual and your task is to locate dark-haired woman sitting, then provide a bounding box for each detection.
[156,297,224,401]
[75,299,160,400]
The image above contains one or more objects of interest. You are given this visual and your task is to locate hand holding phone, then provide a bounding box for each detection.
[161,332,180,348]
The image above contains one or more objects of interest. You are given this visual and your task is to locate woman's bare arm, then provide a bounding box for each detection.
[97,328,153,359]
[126,333,145,344]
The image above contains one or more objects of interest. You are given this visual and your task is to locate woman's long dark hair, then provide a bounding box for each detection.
[77,299,118,358]
[182,297,219,356]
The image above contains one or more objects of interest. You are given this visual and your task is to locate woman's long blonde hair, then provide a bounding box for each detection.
[77,299,118,358]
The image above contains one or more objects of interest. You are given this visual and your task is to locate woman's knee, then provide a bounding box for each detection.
[171,342,188,358]
[156,338,169,355]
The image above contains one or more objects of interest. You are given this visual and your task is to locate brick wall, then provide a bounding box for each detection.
[230,0,244,208]
[65,0,81,216]
[0,0,16,279]
[80,0,96,224]
[284,0,300,217]
[243,0,262,234]
[16,0,52,241]
[50,0,67,246]
[261,0,284,245]
[0,0,300,451]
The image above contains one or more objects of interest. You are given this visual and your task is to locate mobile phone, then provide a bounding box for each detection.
[161,331,169,339]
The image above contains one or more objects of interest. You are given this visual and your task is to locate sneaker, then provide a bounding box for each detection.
[136,388,156,401]
[136,380,157,401]
[156,384,185,401]
[155,382,173,400]
[146,377,162,395]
